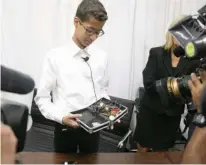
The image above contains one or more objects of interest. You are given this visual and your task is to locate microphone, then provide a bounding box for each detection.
[173,46,185,57]
[81,56,98,101]
[82,57,89,62]
[1,65,35,94]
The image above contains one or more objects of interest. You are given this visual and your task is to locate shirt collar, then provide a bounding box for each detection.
[70,38,82,56]
[70,37,95,58]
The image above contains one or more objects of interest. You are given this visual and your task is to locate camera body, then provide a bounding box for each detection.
[170,5,206,60]
[1,99,29,152]
[156,4,206,105]
[1,65,35,152]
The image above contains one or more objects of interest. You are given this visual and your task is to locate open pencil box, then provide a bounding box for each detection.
[72,97,128,134]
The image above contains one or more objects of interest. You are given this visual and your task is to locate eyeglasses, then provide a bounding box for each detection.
[78,19,105,37]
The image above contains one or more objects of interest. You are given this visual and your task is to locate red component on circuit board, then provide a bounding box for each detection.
[110,108,120,115]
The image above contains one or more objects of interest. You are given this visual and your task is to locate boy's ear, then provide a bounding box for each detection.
[74,17,79,28]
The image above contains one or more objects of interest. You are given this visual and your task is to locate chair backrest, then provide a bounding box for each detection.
[135,87,145,113]
[31,88,55,127]
[129,87,145,150]
[31,88,40,115]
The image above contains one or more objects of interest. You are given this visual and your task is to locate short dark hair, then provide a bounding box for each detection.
[75,0,108,22]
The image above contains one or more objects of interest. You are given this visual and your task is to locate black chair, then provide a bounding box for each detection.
[99,96,135,152]
[24,89,135,152]
[30,89,55,127]
[123,87,145,151]
[24,89,55,151]
[135,87,145,114]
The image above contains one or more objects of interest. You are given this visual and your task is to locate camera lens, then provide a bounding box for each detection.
[156,75,195,105]
[166,75,191,101]
[176,75,192,99]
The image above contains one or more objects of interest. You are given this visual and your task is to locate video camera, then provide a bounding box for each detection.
[156,4,206,105]
[1,65,35,152]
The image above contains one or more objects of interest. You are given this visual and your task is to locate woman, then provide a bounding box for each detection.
[134,16,199,152]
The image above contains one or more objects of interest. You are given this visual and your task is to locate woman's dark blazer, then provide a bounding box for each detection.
[141,46,200,116]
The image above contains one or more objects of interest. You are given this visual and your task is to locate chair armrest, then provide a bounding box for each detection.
[117,129,133,150]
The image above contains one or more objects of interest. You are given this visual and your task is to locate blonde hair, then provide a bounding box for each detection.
[164,15,188,50]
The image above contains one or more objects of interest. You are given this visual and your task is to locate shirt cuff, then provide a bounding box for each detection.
[101,92,110,100]
[52,106,65,124]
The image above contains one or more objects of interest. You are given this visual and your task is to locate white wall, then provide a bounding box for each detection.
[0,0,3,62]
[1,0,206,100]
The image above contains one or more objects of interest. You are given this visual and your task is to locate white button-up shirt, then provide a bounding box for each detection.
[35,39,109,124]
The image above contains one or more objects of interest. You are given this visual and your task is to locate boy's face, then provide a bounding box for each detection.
[74,17,105,47]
